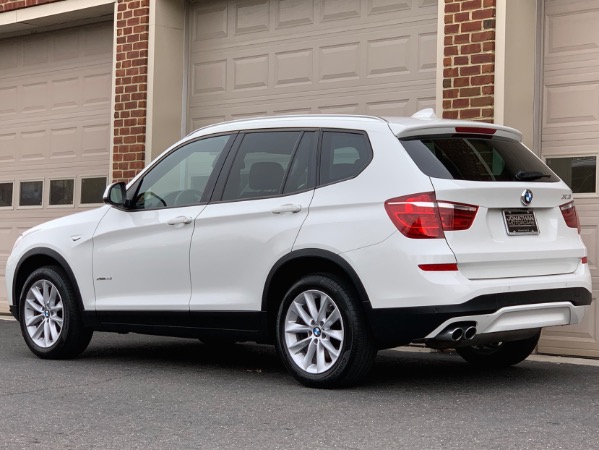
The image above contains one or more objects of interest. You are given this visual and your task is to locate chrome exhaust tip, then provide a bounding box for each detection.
[463,326,477,340]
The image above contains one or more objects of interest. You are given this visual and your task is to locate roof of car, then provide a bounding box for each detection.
[188,109,523,142]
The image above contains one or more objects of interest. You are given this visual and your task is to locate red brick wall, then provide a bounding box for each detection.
[443,0,496,122]
[112,0,149,183]
[0,0,60,11]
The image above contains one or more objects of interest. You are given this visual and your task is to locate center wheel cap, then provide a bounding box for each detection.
[313,327,322,337]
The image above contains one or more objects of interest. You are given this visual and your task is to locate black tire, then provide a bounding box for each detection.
[456,331,541,368]
[19,266,93,359]
[275,273,376,388]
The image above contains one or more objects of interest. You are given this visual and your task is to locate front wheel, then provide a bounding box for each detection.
[275,274,376,388]
[19,266,93,359]
[456,331,541,368]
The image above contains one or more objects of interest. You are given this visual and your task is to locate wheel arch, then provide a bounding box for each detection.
[262,249,373,339]
[12,248,85,322]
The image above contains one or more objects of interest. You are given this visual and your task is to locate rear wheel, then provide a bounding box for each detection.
[456,331,541,368]
[275,274,376,388]
[19,266,92,359]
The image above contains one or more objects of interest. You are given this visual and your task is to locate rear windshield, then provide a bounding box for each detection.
[400,135,559,182]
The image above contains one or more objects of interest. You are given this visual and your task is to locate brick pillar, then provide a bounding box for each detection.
[113,0,150,182]
[442,0,496,122]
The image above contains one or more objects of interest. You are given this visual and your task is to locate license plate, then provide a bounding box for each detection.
[502,209,539,235]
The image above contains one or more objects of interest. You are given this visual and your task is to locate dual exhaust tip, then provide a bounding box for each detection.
[438,324,477,342]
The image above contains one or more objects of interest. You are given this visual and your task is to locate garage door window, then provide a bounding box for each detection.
[19,181,43,207]
[546,156,597,194]
[0,182,13,208]
[81,177,107,205]
[49,179,74,206]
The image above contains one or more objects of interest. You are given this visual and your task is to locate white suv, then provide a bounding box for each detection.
[5,111,592,388]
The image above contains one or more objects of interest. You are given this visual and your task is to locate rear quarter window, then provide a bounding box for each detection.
[400,136,559,183]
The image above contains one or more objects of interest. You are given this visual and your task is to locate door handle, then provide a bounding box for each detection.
[167,216,193,225]
[272,204,302,214]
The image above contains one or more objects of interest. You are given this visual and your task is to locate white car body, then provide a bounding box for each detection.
[5,112,593,385]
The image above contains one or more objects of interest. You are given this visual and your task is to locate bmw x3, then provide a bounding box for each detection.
[5,111,592,387]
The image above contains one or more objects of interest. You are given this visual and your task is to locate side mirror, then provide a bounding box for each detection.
[103,182,127,208]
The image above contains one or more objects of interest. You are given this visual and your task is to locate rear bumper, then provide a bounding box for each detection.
[368,287,591,348]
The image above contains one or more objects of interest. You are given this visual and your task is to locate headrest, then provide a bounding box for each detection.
[249,161,285,191]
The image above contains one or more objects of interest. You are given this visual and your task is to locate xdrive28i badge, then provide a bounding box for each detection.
[521,189,533,206]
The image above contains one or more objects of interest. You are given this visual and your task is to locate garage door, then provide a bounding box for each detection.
[538,0,599,357]
[187,0,438,131]
[0,22,113,312]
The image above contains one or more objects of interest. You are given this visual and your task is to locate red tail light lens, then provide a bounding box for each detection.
[560,201,581,234]
[385,193,478,239]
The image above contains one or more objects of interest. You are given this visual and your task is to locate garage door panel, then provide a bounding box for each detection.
[540,0,599,356]
[189,0,436,53]
[0,22,113,312]
[0,65,112,124]
[189,22,436,107]
[0,115,111,172]
[189,83,435,130]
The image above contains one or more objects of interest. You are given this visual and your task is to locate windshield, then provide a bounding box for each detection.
[400,135,559,183]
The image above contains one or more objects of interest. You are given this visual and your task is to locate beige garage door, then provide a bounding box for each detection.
[0,22,113,312]
[187,0,438,131]
[538,0,599,357]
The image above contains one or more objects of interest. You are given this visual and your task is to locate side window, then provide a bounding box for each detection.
[133,134,231,210]
[320,131,372,185]
[222,131,311,201]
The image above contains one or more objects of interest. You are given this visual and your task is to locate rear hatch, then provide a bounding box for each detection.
[398,125,585,280]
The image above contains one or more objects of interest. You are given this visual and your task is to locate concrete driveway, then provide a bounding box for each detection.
[1,317,598,450]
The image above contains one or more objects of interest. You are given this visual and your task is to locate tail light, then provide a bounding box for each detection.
[385,192,478,239]
[560,201,581,234]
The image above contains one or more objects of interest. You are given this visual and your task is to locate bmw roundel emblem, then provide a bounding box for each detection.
[521,189,533,206]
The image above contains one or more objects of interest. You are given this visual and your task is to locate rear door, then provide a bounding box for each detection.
[400,130,587,280]
[188,130,317,312]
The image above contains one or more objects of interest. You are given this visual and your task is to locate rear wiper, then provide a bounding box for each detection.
[515,170,551,181]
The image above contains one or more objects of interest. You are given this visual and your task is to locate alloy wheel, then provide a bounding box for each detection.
[283,289,345,374]
[23,280,64,348]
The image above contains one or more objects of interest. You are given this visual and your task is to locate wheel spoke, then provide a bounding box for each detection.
[324,308,341,329]
[302,339,317,370]
[326,329,344,342]
[303,291,319,322]
[288,336,311,354]
[26,298,44,313]
[51,316,63,328]
[43,321,50,347]
[316,296,330,324]
[285,323,311,334]
[316,341,326,372]
[42,281,51,304]
[30,287,44,307]
[31,321,44,341]
[48,285,58,308]
[48,321,60,342]
[321,338,340,358]
[291,301,312,326]
[25,314,44,327]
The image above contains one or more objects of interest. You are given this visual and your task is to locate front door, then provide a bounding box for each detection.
[93,134,234,312]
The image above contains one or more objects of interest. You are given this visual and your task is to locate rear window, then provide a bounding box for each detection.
[400,136,559,183]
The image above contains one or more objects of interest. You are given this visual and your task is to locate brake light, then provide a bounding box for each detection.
[455,126,496,135]
[385,192,478,239]
[560,201,581,234]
